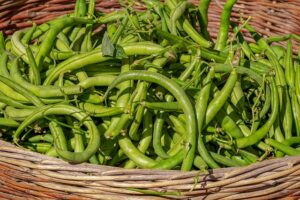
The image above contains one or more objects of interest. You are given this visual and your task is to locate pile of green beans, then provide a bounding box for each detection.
[0,0,300,171]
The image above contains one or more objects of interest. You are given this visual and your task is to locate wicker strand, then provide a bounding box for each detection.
[0,140,300,199]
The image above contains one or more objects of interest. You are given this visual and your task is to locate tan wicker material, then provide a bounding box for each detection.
[0,0,300,50]
[0,140,300,199]
[1,0,300,199]
[1,0,300,51]
[1,0,300,37]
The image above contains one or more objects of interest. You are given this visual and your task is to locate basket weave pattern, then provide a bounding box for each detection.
[1,0,300,37]
[1,0,300,199]
[1,0,300,50]
[0,140,300,199]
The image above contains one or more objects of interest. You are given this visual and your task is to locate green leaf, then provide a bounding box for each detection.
[102,32,115,57]
[115,45,128,59]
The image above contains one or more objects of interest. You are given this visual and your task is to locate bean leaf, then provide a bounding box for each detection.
[101,32,127,59]
[115,45,127,59]
[102,32,115,57]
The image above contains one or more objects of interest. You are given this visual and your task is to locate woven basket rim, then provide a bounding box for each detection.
[1,139,299,175]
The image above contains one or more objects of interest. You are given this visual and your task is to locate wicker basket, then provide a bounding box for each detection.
[1,0,300,199]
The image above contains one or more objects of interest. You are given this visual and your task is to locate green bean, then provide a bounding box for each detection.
[153,112,169,159]
[154,29,192,48]
[161,8,173,34]
[81,26,93,52]
[78,102,123,117]
[231,75,247,120]
[104,62,131,139]
[68,26,81,43]
[283,137,300,147]
[290,92,300,136]
[281,40,294,139]
[13,104,100,163]
[70,27,87,51]
[181,49,201,81]
[23,142,52,153]
[271,45,286,60]
[296,62,300,104]
[247,62,273,75]
[238,149,258,163]
[45,147,58,157]
[120,35,139,45]
[0,75,44,107]
[0,31,5,52]
[232,23,255,60]
[210,63,264,85]
[55,33,72,52]
[180,49,227,63]
[104,71,197,171]
[4,40,11,52]
[74,0,87,17]
[26,46,41,85]
[251,85,272,133]
[35,17,93,69]
[10,59,83,98]
[71,120,99,164]
[182,19,212,48]
[108,149,127,166]
[170,1,187,35]
[195,68,220,168]
[5,106,34,121]
[169,115,186,136]
[198,0,211,40]
[128,105,144,141]
[50,50,77,60]
[266,34,300,43]
[21,24,37,44]
[215,0,237,51]
[49,121,68,151]
[124,110,153,169]
[108,113,132,139]
[0,91,34,109]
[210,152,241,167]
[81,0,94,51]
[118,135,157,168]
[265,138,300,156]
[142,101,181,112]
[236,77,279,148]
[0,53,10,78]
[153,150,184,170]
[28,134,53,143]
[246,24,286,109]
[274,117,285,143]
[97,11,126,24]
[282,91,293,139]
[78,93,104,104]
[87,0,95,18]
[98,136,117,165]
[11,30,29,63]
[0,102,5,109]
[111,17,129,44]
[193,155,208,170]
[205,69,238,126]
[43,42,166,85]
[231,156,249,166]
[128,81,148,141]
[78,75,117,89]
[0,118,20,127]
[28,14,47,41]
[216,109,244,139]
